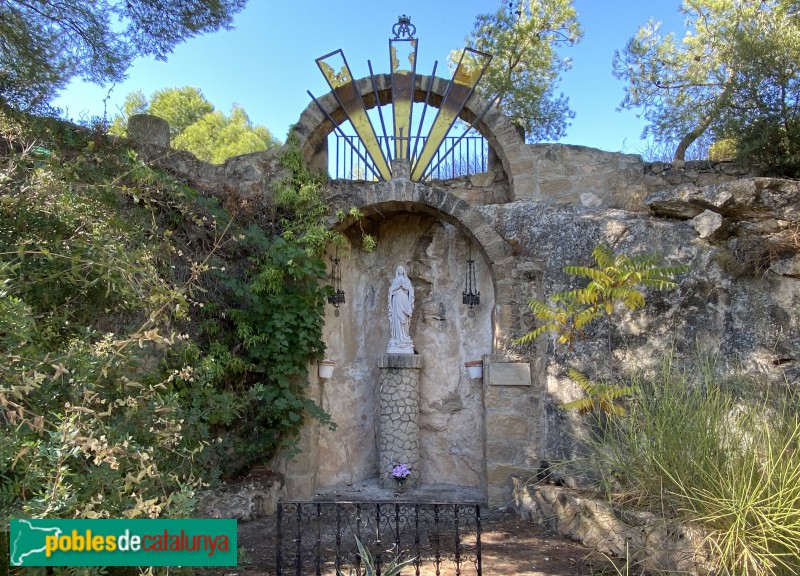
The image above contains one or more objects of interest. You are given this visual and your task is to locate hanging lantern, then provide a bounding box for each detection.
[327,249,345,316]
[462,245,480,317]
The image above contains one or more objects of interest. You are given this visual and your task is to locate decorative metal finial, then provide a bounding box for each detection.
[392,15,416,39]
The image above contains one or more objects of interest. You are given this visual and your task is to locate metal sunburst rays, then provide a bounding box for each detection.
[308,15,492,182]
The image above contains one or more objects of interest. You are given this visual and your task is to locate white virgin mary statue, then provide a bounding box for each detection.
[387,265,415,354]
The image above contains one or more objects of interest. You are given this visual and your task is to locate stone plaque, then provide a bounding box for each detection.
[487,362,530,386]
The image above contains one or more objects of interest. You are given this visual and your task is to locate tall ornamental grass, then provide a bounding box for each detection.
[589,355,800,576]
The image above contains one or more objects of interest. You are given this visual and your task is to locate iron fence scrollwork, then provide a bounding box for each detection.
[276,500,482,576]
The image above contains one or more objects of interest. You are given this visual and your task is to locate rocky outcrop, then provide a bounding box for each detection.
[512,479,713,575]
[646,177,800,221]
[646,178,800,278]
[196,475,285,521]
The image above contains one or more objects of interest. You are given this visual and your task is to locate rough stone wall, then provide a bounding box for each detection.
[644,159,757,192]
[427,171,511,206]
[136,138,756,216]
[317,180,796,502]
[128,125,798,507]
[487,193,799,488]
[525,144,648,210]
[523,144,759,211]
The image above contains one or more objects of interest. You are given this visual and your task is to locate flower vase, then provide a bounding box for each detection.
[318,360,335,379]
[394,477,407,492]
[465,360,483,379]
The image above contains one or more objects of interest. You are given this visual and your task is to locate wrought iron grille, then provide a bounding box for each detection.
[331,134,489,181]
[310,19,492,182]
[276,501,482,576]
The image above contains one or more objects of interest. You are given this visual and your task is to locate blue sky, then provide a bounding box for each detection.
[53,0,686,155]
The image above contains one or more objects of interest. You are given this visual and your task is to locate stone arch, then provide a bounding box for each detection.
[325,178,517,355]
[314,178,518,494]
[292,74,530,198]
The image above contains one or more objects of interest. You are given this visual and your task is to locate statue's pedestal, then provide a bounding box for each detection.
[378,354,423,490]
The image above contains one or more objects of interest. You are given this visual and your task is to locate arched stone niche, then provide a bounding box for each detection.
[319,212,492,488]
[320,177,517,352]
[285,176,524,500]
[291,74,532,198]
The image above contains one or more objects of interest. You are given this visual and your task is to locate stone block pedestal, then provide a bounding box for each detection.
[378,354,423,489]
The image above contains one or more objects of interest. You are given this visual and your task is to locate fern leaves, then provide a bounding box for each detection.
[514,244,686,414]
[517,293,603,349]
[560,369,637,415]
[515,244,687,350]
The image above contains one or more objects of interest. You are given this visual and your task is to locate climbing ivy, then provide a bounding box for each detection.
[169,133,343,474]
[223,234,334,464]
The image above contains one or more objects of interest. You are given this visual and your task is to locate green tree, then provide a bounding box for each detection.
[150,86,215,137]
[455,0,582,141]
[111,86,280,163]
[175,104,279,163]
[0,0,247,111]
[614,0,800,168]
[717,3,800,174]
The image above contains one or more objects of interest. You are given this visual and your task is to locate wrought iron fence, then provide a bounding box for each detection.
[276,501,482,576]
[331,135,489,181]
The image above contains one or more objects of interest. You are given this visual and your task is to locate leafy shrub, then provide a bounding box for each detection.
[516,243,687,352]
[515,243,687,414]
[0,110,210,520]
[0,109,340,522]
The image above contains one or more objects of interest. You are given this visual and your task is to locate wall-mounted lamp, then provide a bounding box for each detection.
[462,245,480,317]
[327,248,346,317]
